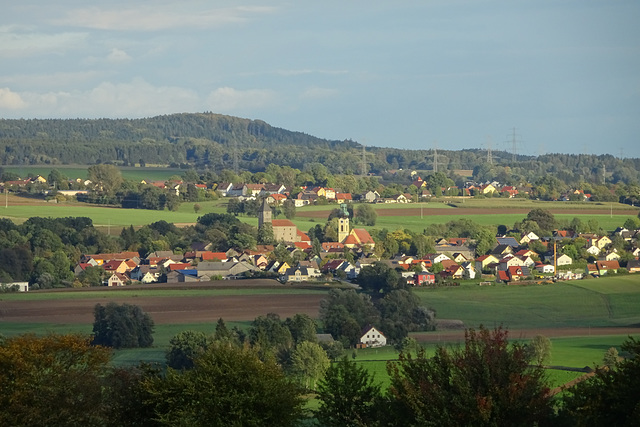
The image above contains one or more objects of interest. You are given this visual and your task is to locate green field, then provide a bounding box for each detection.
[350,334,632,390]
[412,274,640,329]
[0,286,326,302]
[2,165,182,182]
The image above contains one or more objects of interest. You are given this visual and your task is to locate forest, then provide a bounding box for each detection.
[1,113,639,186]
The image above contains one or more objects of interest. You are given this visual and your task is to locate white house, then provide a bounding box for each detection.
[360,326,387,348]
[1,281,29,292]
[557,254,573,266]
[585,245,601,256]
[535,264,555,274]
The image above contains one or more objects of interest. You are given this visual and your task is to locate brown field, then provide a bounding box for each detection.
[0,281,326,325]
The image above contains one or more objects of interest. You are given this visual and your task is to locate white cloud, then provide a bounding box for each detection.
[106,48,131,63]
[0,88,27,110]
[54,5,275,31]
[206,87,278,112]
[276,69,349,77]
[0,29,88,57]
[301,86,339,100]
[0,79,202,118]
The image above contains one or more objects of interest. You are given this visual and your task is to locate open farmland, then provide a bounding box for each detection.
[0,281,328,326]
[1,192,636,232]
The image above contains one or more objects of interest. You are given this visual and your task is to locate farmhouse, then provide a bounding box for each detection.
[359,325,387,348]
[1,281,29,292]
[595,260,620,275]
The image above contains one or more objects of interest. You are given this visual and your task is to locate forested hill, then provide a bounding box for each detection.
[0,113,639,185]
[0,113,358,171]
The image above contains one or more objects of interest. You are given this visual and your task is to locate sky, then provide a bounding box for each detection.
[2,1,639,158]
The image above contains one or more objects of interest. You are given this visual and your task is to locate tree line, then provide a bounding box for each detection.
[1,113,639,185]
[2,326,638,426]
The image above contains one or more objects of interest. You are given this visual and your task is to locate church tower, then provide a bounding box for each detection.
[258,198,272,228]
[337,203,350,243]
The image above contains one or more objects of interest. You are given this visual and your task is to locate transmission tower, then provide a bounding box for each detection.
[433,144,438,173]
[506,127,521,162]
[486,136,493,165]
[232,133,239,174]
[361,144,367,176]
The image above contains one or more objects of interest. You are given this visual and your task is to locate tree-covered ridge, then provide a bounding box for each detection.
[1,113,639,184]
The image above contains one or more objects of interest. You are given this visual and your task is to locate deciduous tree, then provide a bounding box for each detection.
[92,302,155,349]
[316,357,382,427]
[387,326,552,426]
[144,342,304,426]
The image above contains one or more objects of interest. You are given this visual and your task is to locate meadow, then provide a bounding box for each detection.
[412,274,640,330]
[3,165,181,182]
[350,334,631,390]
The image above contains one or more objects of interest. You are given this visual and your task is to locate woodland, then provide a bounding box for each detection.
[1,113,639,186]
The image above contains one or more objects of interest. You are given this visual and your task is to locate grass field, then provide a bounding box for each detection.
[0,192,635,232]
[0,286,326,302]
[412,274,640,329]
[3,165,182,182]
[350,333,632,390]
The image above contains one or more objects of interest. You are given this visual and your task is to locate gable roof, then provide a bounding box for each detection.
[496,237,520,248]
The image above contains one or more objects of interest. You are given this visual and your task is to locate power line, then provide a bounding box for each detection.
[486,136,493,165]
[506,127,521,162]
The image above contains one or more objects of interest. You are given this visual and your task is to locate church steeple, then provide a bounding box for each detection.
[337,203,350,243]
[258,198,272,228]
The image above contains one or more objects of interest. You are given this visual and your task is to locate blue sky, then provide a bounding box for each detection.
[2,1,639,157]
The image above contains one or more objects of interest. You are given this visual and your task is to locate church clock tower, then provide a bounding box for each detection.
[258,198,272,228]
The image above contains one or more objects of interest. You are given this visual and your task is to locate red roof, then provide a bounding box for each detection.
[498,270,510,281]
[596,260,620,270]
[272,219,296,227]
[352,229,374,245]
[201,252,227,261]
[508,266,524,276]
[343,234,359,245]
[169,263,192,271]
[297,229,310,242]
[294,242,312,250]
[270,193,287,201]
[322,242,344,251]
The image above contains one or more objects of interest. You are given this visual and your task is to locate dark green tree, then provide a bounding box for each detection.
[526,208,557,235]
[285,313,318,345]
[316,357,382,427]
[144,342,304,426]
[558,337,640,426]
[354,203,377,226]
[92,302,154,349]
[283,199,296,220]
[166,330,210,370]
